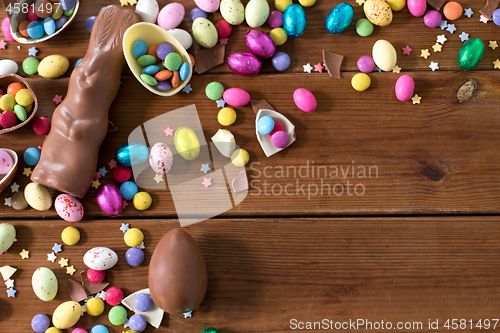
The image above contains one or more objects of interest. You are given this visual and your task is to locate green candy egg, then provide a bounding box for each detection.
[22,57,39,75]
[137,55,156,67]
[205,82,224,100]
[165,53,182,71]
[108,305,127,326]
[0,223,16,253]
[356,18,374,37]
[174,127,200,161]
[14,104,27,121]
[63,8,74,16]
[140,74,157,86]
[458,38,484,71]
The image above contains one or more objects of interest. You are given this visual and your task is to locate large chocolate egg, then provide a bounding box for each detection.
[148,229,207,314]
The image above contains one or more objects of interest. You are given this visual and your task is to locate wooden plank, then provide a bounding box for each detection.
[1,71,500,218]
[2,217,500,332]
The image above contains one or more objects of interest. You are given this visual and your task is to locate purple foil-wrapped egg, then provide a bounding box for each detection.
[245,30,276,58]
[228,52,262,76]
[97,183,123,217]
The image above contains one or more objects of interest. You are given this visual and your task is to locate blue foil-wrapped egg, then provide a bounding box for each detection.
[325,3,354,34]
[283,4,306,37]
[115,143,149,167]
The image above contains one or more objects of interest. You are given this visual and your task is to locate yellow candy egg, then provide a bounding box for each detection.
[269,27,288,46]
[52,301,82,329]
[351,73,371,91]
[231,148,250,167]
[275,0,292,12]
[86,297,105,316]
[133,192,152,211]
[217,107,237,126]
[61,226,80,246]
[0,94,15,111]
[45,328,62,333]
[25,103,33,113]
[386,0,406,11]
[363,0,393,26]
[51,4,63,19]
[124,228,144,247]
[15,89,34,107]
[25,182,52,211]
[38,55,70,79]
[174,127,200,160]
[299,0,316,6]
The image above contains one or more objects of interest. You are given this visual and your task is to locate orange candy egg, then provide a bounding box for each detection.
[147,44,161,63]
[171,71,180,88]
[443,1,462,20]
[18,20,30,37]
[154,70,172,81]
[7,82,26,96]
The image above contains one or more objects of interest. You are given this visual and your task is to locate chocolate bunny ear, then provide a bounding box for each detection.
[93,5,142,51]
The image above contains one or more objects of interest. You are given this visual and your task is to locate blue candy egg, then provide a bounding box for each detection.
[86,16,96,34]
[132,40,148,58]
[257,115,275,135]
[142,65,160,76]
[325,2,354,34]
[55,15,68,30]
[90,325,109,333]
[120,181,139,200]
[74,58,83,67]
[155,81,171,91]
[272,52,290,71]
[190,7,207,21]
[115,143,149,167]
[126,247,145,266]
[27,21,44,39]
[179,62,190,80]
[134,293,153,312]
[283,4,307,37]
[42,17,56,35]
[24,147,41,166]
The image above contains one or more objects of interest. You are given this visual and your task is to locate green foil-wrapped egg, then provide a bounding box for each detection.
[174,127,200,160]
[201,328,219,333]
[458,38,484,70]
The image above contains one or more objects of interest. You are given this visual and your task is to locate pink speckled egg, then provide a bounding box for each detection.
[293,88,317,112]
[83,247,118,271]
[407,0,426,17]
[245,30,276,58]
[55,194,84,222]
[158,3,185,30]
[149,142,174,175]
[228,52,262,76]
[1,18,15,42]
[395,75,415,101]
[223,88,250,107]
[0,149,14,174]
[194,0,220,12]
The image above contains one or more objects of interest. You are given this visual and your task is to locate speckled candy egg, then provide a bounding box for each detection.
[363,0,393,26]
[223,88,251,107]
[372,39,397,71]
[245,0,270,28]
[407,0,426,17]
[192,17,218,48]
[325,2,354,34]
[32,267,58,301]
[149,142,174,175]
[38,55,69,79]
[135,0,159,23]
[283,4,306,37]
[55,194,84,222]
[395,75,415,101]
[52,301,82,329]
[245,30,276,58]
[83,247,118,271]
[220,0,245,25]
[25,182,52,211]
[458,38,484,71]
[228,52,262,76]
[293,88,317,112]
[0,223,16,253]
[195,0,220,12]
[158,3,185,30]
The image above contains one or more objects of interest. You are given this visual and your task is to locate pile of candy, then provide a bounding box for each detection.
[0,82,34,129]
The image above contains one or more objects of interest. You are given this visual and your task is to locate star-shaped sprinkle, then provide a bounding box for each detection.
[94,171,101,180]
[23,168,32,177]
[58,258,69,267]
[402,45,412,55]
[52,94,63,105]
[183,84,193,94]
[432,43,442,52]
[47,252,57,262]
[20,249,29,259]
[480,15,489,23]
[108,159,117,169]
[464,8,473,17]
[120,223,130,233]
[489,41,498,50]
[183,311,193,318]
[219,38,228,45]
[200,163,211,173]
[10,183,19,193]
[53,243,62,253]
[66,265,76,275]
[437,35,447,44]
[494,59,500,69]
[4,197,11,207]
[421,49,431,59]
[392,65,401,73]
[429,61,439,71]
[99,167,107,177]
[412,94,422,104]
[355,0,365,5]
[137,242,145,250]
[7,288,16,297]
[202,178,212,188]
[119,0,128,6]
[446,24,456,34]
[459,32,469,42]
[313,63,323,73]
[153,174,164,183]
[216,98,226,108]
[128,0,137,4]
[124,319,130,328]
[303,63,313,73]
[96,291,106,300]
[28,46,38,56]
[81,303,86,315]
[17,46,20,50]
[122,200,128,209]
[374,66,382,72]
[5,279,14,288]
[0,40,7,49]
[91,179,100,189]
[439,20,448,29]
[164,127,174,136]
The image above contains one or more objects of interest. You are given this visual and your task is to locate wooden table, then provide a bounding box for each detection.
[1,0,500,331]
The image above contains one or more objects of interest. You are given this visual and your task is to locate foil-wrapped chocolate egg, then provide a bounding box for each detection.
[283,4,306,37]
[115,143,149,167]
[228,52,262,76]
[97,183,123,217]
[245,30,276,58]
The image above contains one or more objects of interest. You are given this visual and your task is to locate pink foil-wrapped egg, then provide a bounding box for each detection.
[223,88,250,107]
[149,142,174,175]
[1,18,15,42]
[55,194,84,222]
[158,3,185,30]
[97,183,123,217]
[245,30,276,58]
[228,52,262,76]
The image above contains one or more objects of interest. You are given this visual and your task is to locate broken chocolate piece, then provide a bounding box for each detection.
[194,44,225,74]
[66,278,89,302]
[250,99,275,115]
[479,0,499,18]
[80,270,109,295]
[426,0,446,10]
[232,170,249,193]
[322,50,344,79]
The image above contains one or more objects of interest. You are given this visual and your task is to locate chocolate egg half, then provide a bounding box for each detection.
[148,228,207,314]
